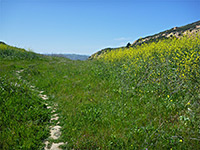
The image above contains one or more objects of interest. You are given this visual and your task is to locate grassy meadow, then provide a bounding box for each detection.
[0,33,200,149]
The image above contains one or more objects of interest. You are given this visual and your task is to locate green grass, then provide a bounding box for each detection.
[0,35,200,150]
[0,61,51,149]
[0,43,43,60]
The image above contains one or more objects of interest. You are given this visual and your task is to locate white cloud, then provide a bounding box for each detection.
[114,37,131,41]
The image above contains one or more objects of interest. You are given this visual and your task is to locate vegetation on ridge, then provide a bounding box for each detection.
[0,43,43,60]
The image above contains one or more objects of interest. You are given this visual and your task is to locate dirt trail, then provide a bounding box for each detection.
[44,100,66,150]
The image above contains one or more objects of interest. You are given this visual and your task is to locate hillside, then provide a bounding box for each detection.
[89,30,200,149]
[1,21,200,149]
[0,42,43,60]
[0,44,50,149]
[131,20,200,46]
[89,20,200,59]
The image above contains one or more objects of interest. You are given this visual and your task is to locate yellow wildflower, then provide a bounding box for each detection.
[187,102,190,105]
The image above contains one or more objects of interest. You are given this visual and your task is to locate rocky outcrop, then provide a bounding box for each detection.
[131,20,200,47]
[89,20,200,60]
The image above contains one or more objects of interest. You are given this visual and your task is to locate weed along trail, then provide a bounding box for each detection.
[15,69,65,150]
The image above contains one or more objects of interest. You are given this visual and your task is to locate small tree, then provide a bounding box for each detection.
[0,41,6,45]
[126,42,131,48]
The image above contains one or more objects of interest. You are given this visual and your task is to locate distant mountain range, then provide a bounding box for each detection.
[45,54,89,60]
[89,20,200,59]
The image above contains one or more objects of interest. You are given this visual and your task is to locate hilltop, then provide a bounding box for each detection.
[0,42,43,60]
[0,42,88,61]
[89,20,200,59]
[131,20,200,46]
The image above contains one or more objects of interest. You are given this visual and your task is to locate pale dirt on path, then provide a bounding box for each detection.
[39,92,68,150]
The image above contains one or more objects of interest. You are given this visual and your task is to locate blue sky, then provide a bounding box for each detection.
[0,0,200,55]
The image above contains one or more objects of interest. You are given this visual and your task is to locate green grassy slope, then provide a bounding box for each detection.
[0,43,42,60]
[0,45,50,149]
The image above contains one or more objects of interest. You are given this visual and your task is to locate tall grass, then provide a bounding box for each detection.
[0,75,50,149]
